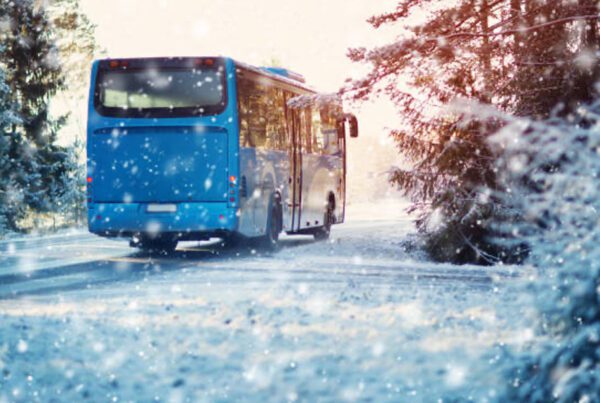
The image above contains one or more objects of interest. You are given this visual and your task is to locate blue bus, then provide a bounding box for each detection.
[86,57,358,252]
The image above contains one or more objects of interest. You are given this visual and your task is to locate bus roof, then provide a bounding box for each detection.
[93,56,318,94]
[259,67,306,83]
[232,58,316,94]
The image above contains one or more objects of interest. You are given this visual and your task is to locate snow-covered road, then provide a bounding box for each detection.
[0,201,536,402]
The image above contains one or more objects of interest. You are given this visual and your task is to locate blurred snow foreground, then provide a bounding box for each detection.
[0,198,534,401]
[452,98,600,401]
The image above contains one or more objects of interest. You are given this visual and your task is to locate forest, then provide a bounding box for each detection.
[0,0,95,233]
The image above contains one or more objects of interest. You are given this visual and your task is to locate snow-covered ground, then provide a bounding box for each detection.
[0,200,537,402]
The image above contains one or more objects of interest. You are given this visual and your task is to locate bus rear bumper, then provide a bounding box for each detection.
[87,202,237,239]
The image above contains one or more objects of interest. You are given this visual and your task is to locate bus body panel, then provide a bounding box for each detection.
[87,58,241,237]
[237,148,290,237]
[89,126,228,203]
[88,202,236,236]
[299,154,343,228]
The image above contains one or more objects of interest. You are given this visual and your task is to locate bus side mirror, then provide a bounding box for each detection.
[337,114,359,139]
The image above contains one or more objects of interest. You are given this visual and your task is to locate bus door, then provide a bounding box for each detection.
[287,105,303,233]
[339,120,347,224]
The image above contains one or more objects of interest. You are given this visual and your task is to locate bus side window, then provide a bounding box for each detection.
[311,106,325,155]
[238,79,254,147]
[238,79,267,148]
[283,91,294,149]
[251,83,268,148]
[300,108,312,154]
[277,89,288,150]
[266,87,286,151]
[284,90,300,149]
[319,105,340,155]
[238,80,253,147]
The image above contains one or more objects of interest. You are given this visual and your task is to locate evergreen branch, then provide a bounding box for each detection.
[442,0,507,35]
[456,226,501,264]
[486,2,555,32]
[515,61,563,66]
[368,0,430,28]
[444,14,600,40]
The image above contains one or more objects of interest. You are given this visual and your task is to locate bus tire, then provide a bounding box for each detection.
[314,202,334,241]
[260,194,282,250]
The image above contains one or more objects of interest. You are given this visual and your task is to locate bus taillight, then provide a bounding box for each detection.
[87,176,93,183]
[108,60,128,69]
[228,176,237,205]
[194,58,215,67]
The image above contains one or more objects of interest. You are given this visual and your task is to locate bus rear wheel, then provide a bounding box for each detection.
[260,196,282,250]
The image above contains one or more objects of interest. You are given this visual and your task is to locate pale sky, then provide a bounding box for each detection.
[79,0,404,200]
[81,0,397,91]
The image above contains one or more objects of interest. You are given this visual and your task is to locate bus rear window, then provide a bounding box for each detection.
[94,59,227,118]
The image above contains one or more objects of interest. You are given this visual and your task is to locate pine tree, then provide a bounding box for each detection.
[491,99,600,402]
[49,0,100,132]
[47,0,99,226]
[0,0,68,217]
[0,0,96,231]
[506,0,599,117]
[0,66,23,232]
[54,139,86,226]
[346,1,600,263]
